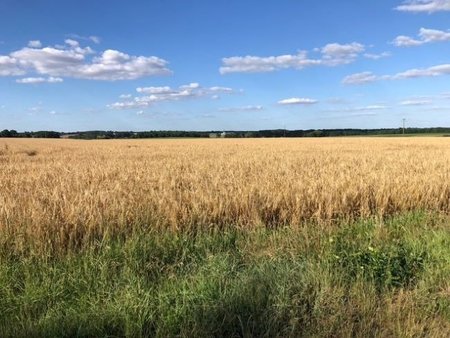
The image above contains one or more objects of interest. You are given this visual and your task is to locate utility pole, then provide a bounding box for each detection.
[402,118,406,135]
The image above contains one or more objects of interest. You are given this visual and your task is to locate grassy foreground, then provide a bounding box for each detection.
[0,212,449,337]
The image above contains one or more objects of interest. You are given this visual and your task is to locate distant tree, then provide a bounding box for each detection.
[0,129,11,137]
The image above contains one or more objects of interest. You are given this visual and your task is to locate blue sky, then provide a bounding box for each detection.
[1,0,450,131]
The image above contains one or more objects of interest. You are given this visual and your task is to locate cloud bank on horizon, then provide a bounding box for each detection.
[0,0,449,131]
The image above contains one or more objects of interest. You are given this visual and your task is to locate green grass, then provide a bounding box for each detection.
[0,212,449,337]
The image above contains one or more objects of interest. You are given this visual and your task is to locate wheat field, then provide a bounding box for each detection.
[0,137,448,252]
[1,137,450,336]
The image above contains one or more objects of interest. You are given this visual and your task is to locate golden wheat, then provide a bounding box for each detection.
[0,137,449,252]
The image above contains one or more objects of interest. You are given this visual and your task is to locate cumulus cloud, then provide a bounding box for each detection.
[342,71,379,85]
[0,39,171,81]
[395,0,450,13]
[321,42,365,65]
[109,83,236,109]
[419,27,450,41]
[16,76,63,84]
[220,51,321,74]
[75,49,171,80]
[392,36,423,47]
[218,105,264,112]
[220,42,367,74]
[393,28,450,47]
[0,56,25,76]
[278,97,318,105]
[364,52,391,60]
[136,86,173,94]
[391,64,450,79]
[343,63,450,85]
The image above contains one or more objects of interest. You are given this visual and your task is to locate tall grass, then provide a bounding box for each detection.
[0,212,448,337]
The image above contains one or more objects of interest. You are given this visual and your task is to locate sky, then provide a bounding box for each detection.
[1,0,450,131]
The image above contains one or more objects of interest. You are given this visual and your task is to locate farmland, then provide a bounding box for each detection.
[0,138,449,336]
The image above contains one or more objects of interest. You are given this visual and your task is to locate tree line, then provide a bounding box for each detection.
[1,128,449,139]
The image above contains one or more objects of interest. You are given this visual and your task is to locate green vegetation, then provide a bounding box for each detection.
[1,127,450,139]
[1,211,448,337]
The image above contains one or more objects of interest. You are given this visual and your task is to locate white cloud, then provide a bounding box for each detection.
[49,110,57,115]
[220,42,367,74]
[343,63,450,85]
[278,97,318,105]
[220,51,321,74]
[16,76,63,84]
[395,0,450,13]
[66,34,101,44]
[109,101,144,109]
[419,27,450,41]
[89,36,101,44]
[392,64,450,79]
[321,42,365,65]
[400,99,432,105]
[0,55,25,76]
[119,94,132,99]
[218,105,264,112]
[136,86,173,94]
[209,86,234,93]
[76,49,171,80]
[136,110,144,115]
[392,36,423,47]
[28,40,42,48]
[109,83,236,109]
[44,76,63,83]
[0,40,171,81]
[393,28,450,47]
[180,82,200,89]
[64,39,80,48]
[364,52,391,59]
[342,71,378,85]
